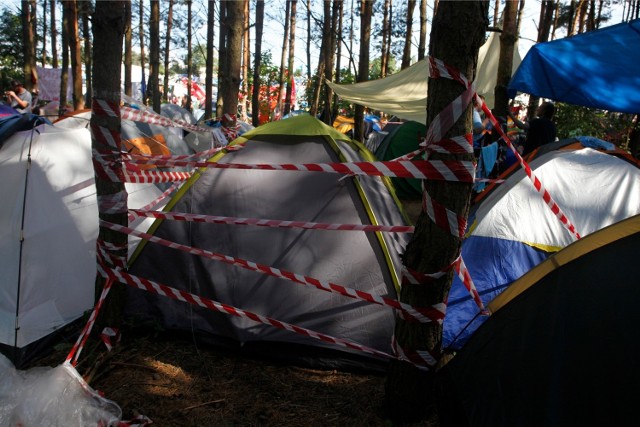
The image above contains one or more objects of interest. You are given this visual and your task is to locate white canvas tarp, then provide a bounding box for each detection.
[327,32,522,123]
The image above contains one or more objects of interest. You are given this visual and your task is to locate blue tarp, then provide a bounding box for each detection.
[508,19,640,114]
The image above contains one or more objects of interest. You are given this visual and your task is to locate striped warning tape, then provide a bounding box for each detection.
[121,105,211,134]
[100,220,446,324]
[99,265,397,363]
[480,101,581,240]
[123,158,476,182]
[128,209,416,233]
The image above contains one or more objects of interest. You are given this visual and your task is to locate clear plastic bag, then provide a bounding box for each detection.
[0,353,121,426]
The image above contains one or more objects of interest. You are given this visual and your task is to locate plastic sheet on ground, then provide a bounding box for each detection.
[0,353,121,426]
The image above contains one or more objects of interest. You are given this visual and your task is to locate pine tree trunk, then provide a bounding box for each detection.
[51,0,58,68]
[276,0,291,119]
[384,1,488,423]
[91,0,127,327]
[218,0,243,125]
[124,1,132,97]
[285,0,298,117]
[163,0,174,103]
[148,0,160,112]
[59,2,69,115]
[82,3,92,106]
[21,0,38,93]
[401,0,416,69]
[205,0,215,120]
[186,0,192,112]
[494,0,518,118]
[251,0,263,127]
[418,0,427,60]
[65,0,84,110]
[241,0,250,121]
[354,0,372,142]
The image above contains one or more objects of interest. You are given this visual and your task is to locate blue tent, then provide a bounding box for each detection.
[508,19,640,114]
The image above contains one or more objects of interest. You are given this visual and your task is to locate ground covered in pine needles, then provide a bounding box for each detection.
[31,330,439,426]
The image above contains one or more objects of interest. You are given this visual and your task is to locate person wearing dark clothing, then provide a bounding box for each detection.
[509,102,557,155]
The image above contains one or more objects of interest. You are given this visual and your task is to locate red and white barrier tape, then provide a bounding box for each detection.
[480,102,581,240]
[99,265,398,363]
[100,327,121,352]
[123,169,193,184]
[65,278,114,366]
[123,158,475,182]
[128,209,416,234]
[422,191,467,239]
[100,220,445,324]
[121,105,211,134]
[454,256,485,312]
[391,335,438,370]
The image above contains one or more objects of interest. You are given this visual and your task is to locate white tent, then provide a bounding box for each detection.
[327,32,522,123]
[0,123,164,366]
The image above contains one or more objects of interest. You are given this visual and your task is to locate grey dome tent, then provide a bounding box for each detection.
[126,115,411,371]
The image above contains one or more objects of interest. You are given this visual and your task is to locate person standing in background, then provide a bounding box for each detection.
[5,80,32,114]
[509,101,557,155]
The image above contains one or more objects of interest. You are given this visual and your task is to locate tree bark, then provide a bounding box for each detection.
[64,0,84,110]
[380,0,390,77]
[21,0,38,93]
[384,1,488,423]
[124,1,132,97]
[494,0,518,118]
[81,2,92,106]
[401,0,416,69]
[285,0,298,116]
[148,0,160,112]
[41,0,47,67]
[59,1,69,114]
[418,0,427,60]
[51,0,58,68]
[276,0,291,120]
[163,0,174,103]
[91,0,127,327]
[251,0,264,127]
[139,0,146,101]
[217,0,243,128]
[354,0,373,142]
[186,0,192,111]
[205,0,216,120]
[241,0,250,121]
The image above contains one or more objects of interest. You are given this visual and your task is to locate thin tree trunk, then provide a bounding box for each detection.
[82,1,92,106]
[494,0,518,118]
[186,0,192,111]
[306,1,312,81]
[493,0,500,26]
[218,0,243,129]
[285,0,298,116]
[385,1,488,423]
[91,0,127,328]
[163,0,174,103]
[51,0,58,68]
[418,0,427,60]
[65,0,84,110]
[380,0,389,77]
[384,1,393,76]
[251,0,264,127]
[205,0,216,120]
[331,0,342,120]
[42,0,47,67]
[124,0,132,96]
[216,1,227,119]
[59,1,69,115]
[276,0,291,120]
[309,2,330,118]
[321,0,339,125]
[139,0,146,101]
[241,0,250,121]
[528,0,554,120]
[21,0,38,93]
[148,0,160,112]
[401,0,416,69]
[354,0,372,141]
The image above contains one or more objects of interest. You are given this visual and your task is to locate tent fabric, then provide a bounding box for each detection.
[508,19,640,113]
[0,122,167,367]
[373,120,426,200]
[436,214,640,426]
[327,32,522,123]
[443,142,640,350]
[126,115,410,370]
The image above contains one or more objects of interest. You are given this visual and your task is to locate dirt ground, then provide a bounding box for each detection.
[31,330,439,427]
